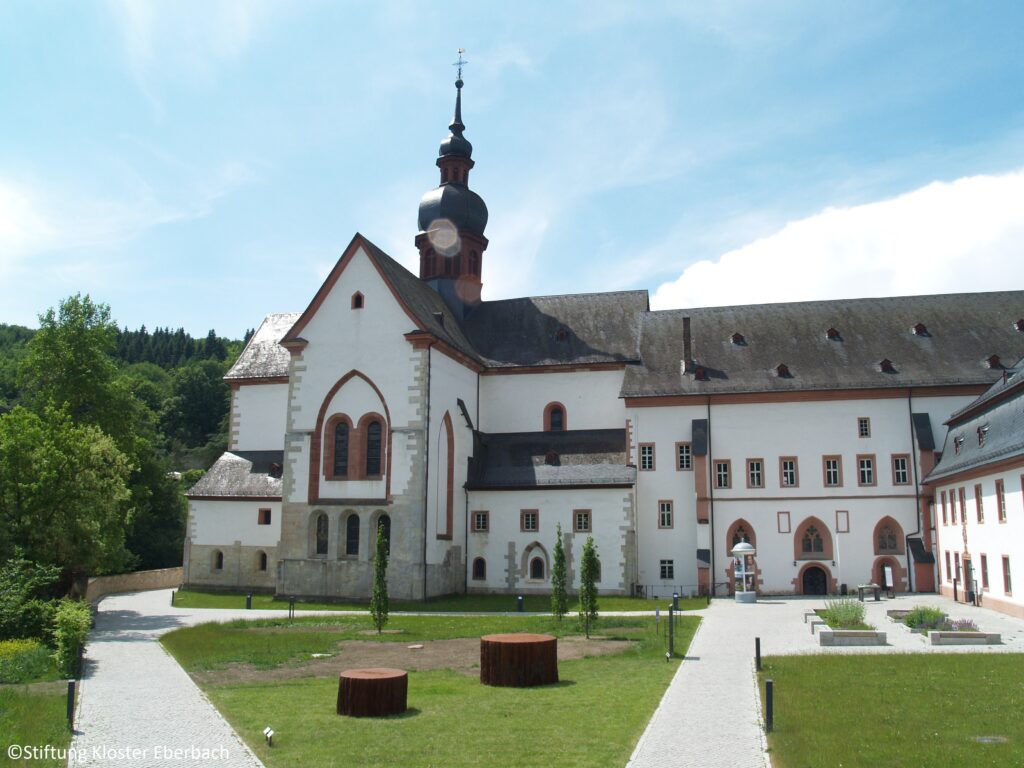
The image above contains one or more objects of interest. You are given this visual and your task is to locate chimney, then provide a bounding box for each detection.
[682,316,693,372]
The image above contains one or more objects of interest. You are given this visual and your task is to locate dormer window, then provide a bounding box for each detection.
[694,365,707,381]
[730,332,746,345]
[986,354,1002,369]
[978,425,989,446]
[775,363,792,378]
[879,358,896,374]
[912,323,929,337]
[825,327,841,341]
[953,435,965,455]
[555,328,568,342]
[351,292,364,310]
[1015,319,1024,332]
[544,450,560,466]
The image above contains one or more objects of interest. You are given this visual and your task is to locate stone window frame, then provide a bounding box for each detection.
[544,402,567,432]
[746,458,764,489]
[257,508,272,525]
[777,511,791,534]
[857,454,876,487]
[779,456,799,488]
[658,500,674,529]
[323,414,354,480]
[471,510,489,532]
[472,557,486,581]
[714,459,731,489]
[313,512,329,556]
[872,516,904,555]
[676,442,693,471]
[940,490,948,525]
[659,559,674,580]
[944,550,951,582]
[973,483,984,523]
[822,455,843,488]
[980,553,989,591]
[351,291,364,309]
[344,512,360,557]
[857,417,871,437]
[520,509,539,533]
[639,443,655,471]
[257,551,268,572]
[213,550,224,571]
[891,454,911,486]
[1003,556,1012,595]
[995,479,1007,523]
[529,556,546,580]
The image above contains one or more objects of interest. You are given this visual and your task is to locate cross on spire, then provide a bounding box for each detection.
[453,48,467,82]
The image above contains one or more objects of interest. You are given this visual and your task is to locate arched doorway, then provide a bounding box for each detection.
[802,565,828,595]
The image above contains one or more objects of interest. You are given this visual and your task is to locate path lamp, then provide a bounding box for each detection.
[731,540,757,604]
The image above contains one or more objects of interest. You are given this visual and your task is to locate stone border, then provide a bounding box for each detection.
[819,629,887,646]
[928,631,1001,645]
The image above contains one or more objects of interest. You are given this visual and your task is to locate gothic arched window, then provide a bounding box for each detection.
[878,525,898,553]
[366,421,382,476]
[802,525,823,554]
[472,557,486,580]
[530,557,545,580]
[315,513,329,555]
[333,422,349,477]
[345,514,359,556]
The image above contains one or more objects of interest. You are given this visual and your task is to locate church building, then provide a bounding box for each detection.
[183,75,1024,604]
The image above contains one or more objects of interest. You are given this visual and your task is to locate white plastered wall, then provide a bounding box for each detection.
[190,500,282,547]
[233,383,288,451]
[479,369,627,433]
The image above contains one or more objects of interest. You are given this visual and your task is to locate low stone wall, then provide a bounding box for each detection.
[928,631,1001,645]
[85,567,183,603]
[819,629,887,647]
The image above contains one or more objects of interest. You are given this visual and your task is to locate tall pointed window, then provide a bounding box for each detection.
[345,514,359,556]
[315,513,329,555]
[366,421,382,476]
[802,525,824,554]
[333,422,349,477]
[877,525,898,553]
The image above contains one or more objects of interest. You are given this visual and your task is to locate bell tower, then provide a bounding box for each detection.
[415,51,489,317]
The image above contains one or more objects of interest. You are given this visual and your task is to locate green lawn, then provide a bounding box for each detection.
[0,685,72,768]
[759,654,1024,768]
[172,589,707,614]
[163,613,698,767]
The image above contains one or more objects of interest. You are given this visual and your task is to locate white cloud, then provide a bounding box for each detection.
[651,169,1024,310]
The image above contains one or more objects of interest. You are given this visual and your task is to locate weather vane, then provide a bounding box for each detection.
[453,48,467,80]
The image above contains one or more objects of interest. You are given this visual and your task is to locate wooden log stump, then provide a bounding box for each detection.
[480,633,558,687]
[336,668,408,717]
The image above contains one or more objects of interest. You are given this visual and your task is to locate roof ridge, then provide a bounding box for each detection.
[481,289,649,305]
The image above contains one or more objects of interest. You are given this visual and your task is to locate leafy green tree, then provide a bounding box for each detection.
[551,523,568,620]
[578,536,600,638]
[160,359,230,447]
[0,407,133,574]
[369,522,389,634]
[0,555,61,641]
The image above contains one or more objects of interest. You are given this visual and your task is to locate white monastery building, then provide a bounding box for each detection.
[184,75,1024,612]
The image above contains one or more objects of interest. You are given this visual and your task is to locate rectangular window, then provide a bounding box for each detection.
[954,552,961,582]
[1003,556,1013,595]
[981,554,989,590]
[779,457,798,488]
[658,500,674,529]
[944,551,951,582]
[891,455,910,485]
[573,509,592,533]
[858,417,871,437]
[676,442,692,471]
[996,479,1007,522]
[472,510,489,532]
[660,559,674,580]
[639,444,655,471]
[714,460,731,489]
[941,490,948,525]
[836,510,849,533]
[857,454,875,486]
[257,508,272,525]
[975,484,984,523]
[950,489,958,524]
[958,488,967,523]
[777,511,791,533]
[822,456,842,487]
[520,509,539,533]
[746,459,764,489]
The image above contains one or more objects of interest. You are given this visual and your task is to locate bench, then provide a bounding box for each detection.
[856,584,881,602]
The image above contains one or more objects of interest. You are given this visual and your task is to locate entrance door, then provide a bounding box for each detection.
[802,565,827,595]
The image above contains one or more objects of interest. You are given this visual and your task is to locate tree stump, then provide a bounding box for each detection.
[480,633,558,687]
[336,668,408,717]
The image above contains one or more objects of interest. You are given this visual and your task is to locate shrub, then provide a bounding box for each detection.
[52,599,91,678]
[820,598,866,629]
[946,618,979,632]
[902,606,947,630]
[0,639,53,683]
[0,556,61,642]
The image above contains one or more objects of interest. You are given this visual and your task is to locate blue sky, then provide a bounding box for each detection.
[2,1,1023,337]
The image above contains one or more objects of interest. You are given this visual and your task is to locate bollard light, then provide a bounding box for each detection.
[263,727,274,747]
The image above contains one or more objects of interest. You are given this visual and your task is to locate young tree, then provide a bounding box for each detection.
[578,536,600,638]
[551,523,568,620]
[369,521,389,633]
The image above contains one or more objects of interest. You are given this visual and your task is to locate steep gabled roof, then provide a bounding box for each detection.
[622,291,1024,398]
[280,233,482,363]
[462,291,647,368]
[926,357,1024,483]
[225,312,301,380]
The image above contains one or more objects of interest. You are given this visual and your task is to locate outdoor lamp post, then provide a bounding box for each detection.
[731,540,757,604]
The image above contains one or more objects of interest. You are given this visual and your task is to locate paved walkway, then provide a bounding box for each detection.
[70,590,1024,767]
[626,593,1024,768]
[69,590,301,768]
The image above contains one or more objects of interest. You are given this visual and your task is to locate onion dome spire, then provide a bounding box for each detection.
[415,49,489,317]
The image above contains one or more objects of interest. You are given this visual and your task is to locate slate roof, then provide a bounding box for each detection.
[186,451,284,498]
[225,313,300,380]
[466,429,635,488]
[622,292,1024,397]
[926,357,1024,483]
[461,291,647,368]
